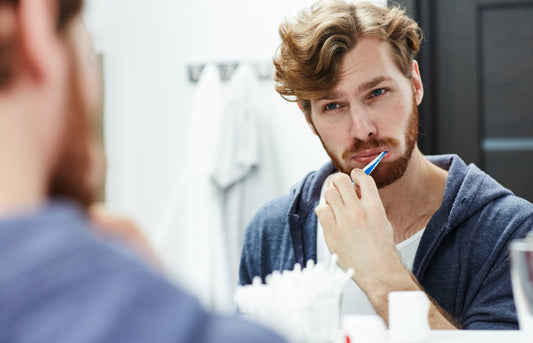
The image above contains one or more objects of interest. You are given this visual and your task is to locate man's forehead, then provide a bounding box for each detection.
[340,38,392,67]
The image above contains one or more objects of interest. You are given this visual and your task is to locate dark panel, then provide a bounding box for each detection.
[478,1,533,202]
[411,0,533,201]
[416,0,437,155]
[481,5,533,137]
[434,0,481,164]
[485,150,533,201]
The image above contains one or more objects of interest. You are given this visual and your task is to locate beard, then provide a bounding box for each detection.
[47,49,97,210]
[315,95,419,189]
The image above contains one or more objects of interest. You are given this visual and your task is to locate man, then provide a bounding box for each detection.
[0,0,286,341]
[239,0,533,330]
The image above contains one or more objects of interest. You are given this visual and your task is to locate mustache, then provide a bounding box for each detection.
[341,137,400,160]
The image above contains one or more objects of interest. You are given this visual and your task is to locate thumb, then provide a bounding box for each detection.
[315,203,336,229]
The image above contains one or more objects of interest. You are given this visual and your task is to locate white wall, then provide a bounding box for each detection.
[82,0,329,238]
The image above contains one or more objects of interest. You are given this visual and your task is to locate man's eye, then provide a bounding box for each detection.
[324,103,340,111]
[370,88,387,98]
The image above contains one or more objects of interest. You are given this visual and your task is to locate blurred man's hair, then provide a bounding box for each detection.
[273,0,422,114]
[0,0,83,87]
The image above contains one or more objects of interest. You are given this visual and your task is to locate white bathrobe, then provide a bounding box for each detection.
[212,64,283,307]
[157,63,283,313]
[156,64,231,312]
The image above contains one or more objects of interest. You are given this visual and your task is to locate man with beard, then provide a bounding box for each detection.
[0,0,287,342]
[239,0,533,330]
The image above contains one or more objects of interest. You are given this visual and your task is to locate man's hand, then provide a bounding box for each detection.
[89,203,162,270]
[315,169,403,292]
[315,169,457,329]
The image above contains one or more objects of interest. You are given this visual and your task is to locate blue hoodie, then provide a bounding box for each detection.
[0,200,286,343]
[240,154,533,329]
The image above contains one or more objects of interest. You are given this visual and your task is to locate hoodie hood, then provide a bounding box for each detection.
[288,162,337,219]
[427,155,513,230]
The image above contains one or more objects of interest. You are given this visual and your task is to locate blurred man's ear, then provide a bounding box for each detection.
[17,0,63,84]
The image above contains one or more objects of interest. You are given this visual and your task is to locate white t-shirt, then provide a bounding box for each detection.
[316,175,425,316]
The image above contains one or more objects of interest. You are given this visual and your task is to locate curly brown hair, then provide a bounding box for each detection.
[0,0,83,86]
[273,0,422,114]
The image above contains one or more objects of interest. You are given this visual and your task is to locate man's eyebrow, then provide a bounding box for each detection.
[358,76,391,92]
[318,76,393,100]
[319,91,342,101]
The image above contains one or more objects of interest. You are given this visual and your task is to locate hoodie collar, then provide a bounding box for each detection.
[287,162,336,265]
[288,161,337,218]
[427,154,512,229]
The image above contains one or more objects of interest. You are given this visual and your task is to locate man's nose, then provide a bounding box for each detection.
[348,105,377,141]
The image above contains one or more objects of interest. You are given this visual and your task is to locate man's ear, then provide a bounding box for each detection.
[410,60,424,105]
[17,0,62,83]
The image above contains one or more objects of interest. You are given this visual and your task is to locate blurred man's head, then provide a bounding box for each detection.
[0,0,103,210]
[0,0,84,89]
[273,0,424,188]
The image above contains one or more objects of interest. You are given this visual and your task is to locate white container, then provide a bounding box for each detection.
[388,291,430,343]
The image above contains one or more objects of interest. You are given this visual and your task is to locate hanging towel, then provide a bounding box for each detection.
[156,64,232,313]
[211,63,283,305]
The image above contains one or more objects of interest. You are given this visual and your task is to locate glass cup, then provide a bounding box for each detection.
[510,235,533,338]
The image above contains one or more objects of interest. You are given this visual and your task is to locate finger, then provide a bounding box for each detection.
[315,204,340,255]
[330,172,359,206]
[351,168,381,204]
[324,185,351,225]
[315,203,336,230]
[323,180,344,208]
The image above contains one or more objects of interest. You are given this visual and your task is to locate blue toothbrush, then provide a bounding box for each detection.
[362,151,388,175]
